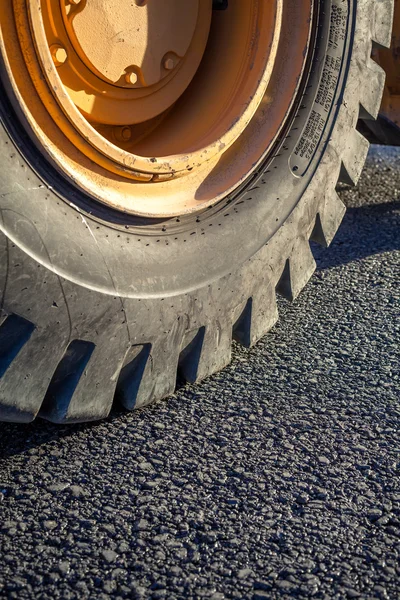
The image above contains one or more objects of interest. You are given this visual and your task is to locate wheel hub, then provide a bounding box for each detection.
[65,0,199,89]
[39,0,212,126]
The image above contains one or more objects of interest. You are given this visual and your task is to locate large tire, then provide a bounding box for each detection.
[0,0,394,423]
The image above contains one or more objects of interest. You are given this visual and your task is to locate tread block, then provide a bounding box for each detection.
[339,130,370,186]
[133,339,179,409]
[118,318,184,409]
[311,191,346,248]
[0,327,70,423]
[276,241,316,302]
[0,314,35,378]
[371,0,395,49]
[40,335,127,423]
[359,60,386,121]
[184,320,232,383]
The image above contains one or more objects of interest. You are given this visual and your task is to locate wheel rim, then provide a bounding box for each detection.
[375,0,400,129]
[1,0,313,217]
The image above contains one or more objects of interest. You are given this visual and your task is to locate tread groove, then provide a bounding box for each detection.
[311,213,329,248]
[116,344,151,409]
[233,299,253,347]
[0,314,35,378]
[178,327,206,383]
[40,340,95,417]
[276,260,292,301]
[310,191,346,248]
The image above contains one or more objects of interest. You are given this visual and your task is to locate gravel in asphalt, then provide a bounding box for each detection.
[0,146,399,600]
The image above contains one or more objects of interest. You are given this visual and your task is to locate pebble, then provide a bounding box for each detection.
[48,483,69,492]
[42,521,57,531]
[237,568,253,579]
[70,485,85,498]
[253,593,271,600]
[133,519,149,531]
[101,550,118,563]
[58,561,70,575]
[368,509,383,521]
[296,493,310,505]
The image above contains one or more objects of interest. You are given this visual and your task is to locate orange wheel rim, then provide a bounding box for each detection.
[375,0,400,128]
[1,0,314,217]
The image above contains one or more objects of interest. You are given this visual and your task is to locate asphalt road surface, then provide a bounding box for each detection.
[0,146,399,600]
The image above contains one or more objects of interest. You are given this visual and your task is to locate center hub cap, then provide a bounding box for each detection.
[65,0,200,88]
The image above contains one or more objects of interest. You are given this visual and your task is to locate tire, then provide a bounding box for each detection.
[0,0,394,423]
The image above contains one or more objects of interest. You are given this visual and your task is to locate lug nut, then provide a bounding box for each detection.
[125,71,138,85]
[163,57,175,71]
[114,127,132,143]
[51,45,68,67]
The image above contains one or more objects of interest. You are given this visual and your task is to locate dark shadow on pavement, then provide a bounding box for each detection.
[0,418,99,459]
[312,201,400,270]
